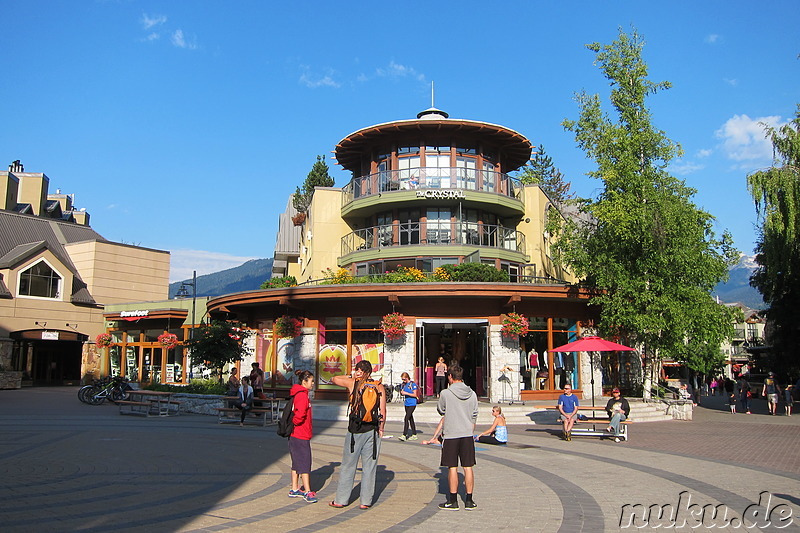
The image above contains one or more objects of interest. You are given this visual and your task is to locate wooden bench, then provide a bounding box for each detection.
[542,405,632,441]
[117,400,153,417]
[215,407,276,426]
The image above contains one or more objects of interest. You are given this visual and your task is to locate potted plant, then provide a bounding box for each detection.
[158,333,180,350]
[275,315,303,339]
[95,333,113,348]
[381,312,407,341]
[501,312,529,338]
[291,212,306,226]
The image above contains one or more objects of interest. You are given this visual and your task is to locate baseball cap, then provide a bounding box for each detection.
[612,388,620,393]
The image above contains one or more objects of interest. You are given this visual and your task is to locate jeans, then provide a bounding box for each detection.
[334,431,381,506]
[609,412,627,434]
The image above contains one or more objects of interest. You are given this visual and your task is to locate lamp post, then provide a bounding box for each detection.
[176,271,197,382]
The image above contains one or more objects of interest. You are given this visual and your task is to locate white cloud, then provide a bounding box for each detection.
[670,161,705,176]
[376,61,426,82]
[141,14,167,30]
[697,148,712,158]
[170,249,260,283]
[171,29,197,50]
[298,66,341,88]
[724,78,738,87]
[715,114,784,162]
[705,34,720,44]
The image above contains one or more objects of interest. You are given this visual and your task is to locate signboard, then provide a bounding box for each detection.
[415,189,466,199]
[41,331,59,340]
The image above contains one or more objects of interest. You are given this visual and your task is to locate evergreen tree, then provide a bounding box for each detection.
[293,155,334,213]
[518,144,573,206]
[747,105,800,374]
[558,28,738,386]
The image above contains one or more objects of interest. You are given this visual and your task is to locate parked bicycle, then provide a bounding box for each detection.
[78,375,131,405]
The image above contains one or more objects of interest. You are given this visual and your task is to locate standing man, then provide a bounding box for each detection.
[437,364,479,511]
[558,383,579,441]
[329,359,387,509]
[762,372,782,416]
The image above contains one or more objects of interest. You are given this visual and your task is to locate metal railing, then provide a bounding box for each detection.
[341,222,526,256]
[342,167,523,205]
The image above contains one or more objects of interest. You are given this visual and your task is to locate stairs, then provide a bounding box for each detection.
[312,397,676,424]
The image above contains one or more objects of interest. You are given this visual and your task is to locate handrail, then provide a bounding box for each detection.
[342,167,523,205]
[340,221,526,256]
[297,273,569,287]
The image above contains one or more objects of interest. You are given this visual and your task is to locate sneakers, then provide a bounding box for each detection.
[439,501,459,511]
[288,489,305,498]
[397,435,407,441]
[304,491,318,503]
[407,435,419,441]
[464,500,477,510]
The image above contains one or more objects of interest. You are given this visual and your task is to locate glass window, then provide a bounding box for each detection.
[18,260,61,299]
[482,161,496,192]
[426,208,451,244]
[398,146,419,155]
[457,146,477,155]
[424,149,451,188]
[398,156,420,189]
[398,209,420,245]
[456,156,477,190]
[377,213,393,247]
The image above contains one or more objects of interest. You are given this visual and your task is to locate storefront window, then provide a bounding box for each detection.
[109,345,122,376]
[125,346,138,381]
[519,318,578,392]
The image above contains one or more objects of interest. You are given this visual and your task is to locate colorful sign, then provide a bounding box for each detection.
[273,338,295,386]
[318,344,347,389]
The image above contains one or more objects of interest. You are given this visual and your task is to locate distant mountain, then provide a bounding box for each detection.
[713,255,765,310]
[169,258,273,299]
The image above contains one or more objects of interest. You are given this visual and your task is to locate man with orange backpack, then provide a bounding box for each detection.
[329,359,387,509]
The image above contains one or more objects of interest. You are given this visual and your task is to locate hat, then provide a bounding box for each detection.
[768,371,775,377]
[612,388,620,393]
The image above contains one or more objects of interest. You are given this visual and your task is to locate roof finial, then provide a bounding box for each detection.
[431,81,435,108]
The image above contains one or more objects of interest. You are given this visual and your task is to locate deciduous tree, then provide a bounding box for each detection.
[558,28,737,388]
[747,105,800,374]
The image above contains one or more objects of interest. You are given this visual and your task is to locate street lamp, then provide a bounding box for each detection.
[176,270,197,360]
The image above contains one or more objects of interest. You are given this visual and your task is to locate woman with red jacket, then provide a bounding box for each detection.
[288,370,317,503]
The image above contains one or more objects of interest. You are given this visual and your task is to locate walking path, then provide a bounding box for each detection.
[0,388,798,532]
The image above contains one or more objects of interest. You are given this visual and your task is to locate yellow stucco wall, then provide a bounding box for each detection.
[298,187,350,283]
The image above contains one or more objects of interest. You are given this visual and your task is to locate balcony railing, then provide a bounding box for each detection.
[341,222,526,256]
[342,167,523,205]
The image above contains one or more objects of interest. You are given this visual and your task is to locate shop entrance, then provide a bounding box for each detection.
[416,320,489,398]
[30,340,82,385]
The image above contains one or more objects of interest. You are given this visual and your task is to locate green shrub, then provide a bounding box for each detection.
[261,275,297,289]
[143,379,227,395]
[440,263,509,282]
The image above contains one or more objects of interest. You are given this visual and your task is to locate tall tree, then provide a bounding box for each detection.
[518,144,573,206]
[558,28,737,388]
[747,105,800,374]
[293,155,334,213]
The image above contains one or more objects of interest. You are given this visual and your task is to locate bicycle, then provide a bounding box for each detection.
[80,376,130,405]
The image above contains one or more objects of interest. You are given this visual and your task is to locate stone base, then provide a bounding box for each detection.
[0,371,23,389]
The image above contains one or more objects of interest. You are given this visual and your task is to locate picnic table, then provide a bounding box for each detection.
[118,390,181,417]
[216,396,283,426]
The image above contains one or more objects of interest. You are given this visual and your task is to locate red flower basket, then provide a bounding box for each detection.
[157,333,180,349]
[381,313,407,341]
[95,333,113,348]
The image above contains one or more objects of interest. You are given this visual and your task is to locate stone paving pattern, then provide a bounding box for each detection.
[1,388,798,532]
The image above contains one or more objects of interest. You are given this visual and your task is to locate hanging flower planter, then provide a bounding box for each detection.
[275,315,303,339]
[95,333,113,348]
[157,333,180,349]
[501,312,529,338]
[291,212,306,226]
[381,312,407,341]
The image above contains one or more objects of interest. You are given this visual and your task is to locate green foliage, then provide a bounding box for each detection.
[440,263,509,282]
[144,378,227,395]
[747,104,800,373]
[320,268,357,284]
[383,265,427,283]
[518,144,573,206]
[261,275,297,289]
[293,155,334,213]
[184,321,252,379]
[558,28,738,369]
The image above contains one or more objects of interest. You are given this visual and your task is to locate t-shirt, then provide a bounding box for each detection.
[764,378,777,395]
[402,381,419,406]
[558,393,579,414]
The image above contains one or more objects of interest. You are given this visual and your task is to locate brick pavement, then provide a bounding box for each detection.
[0,387,798,532]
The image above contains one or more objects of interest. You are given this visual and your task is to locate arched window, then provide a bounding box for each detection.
[18,260,62,299]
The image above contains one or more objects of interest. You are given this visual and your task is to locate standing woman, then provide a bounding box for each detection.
[434,357,448,397]
[226,367,241,408]
[398,372,419,441]
[288,370,317,503]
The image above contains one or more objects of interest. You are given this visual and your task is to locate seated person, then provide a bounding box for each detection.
[557,383,579,441]
[235,376,254,427]
[604,388,630,438]
[474,405,507,445]
[421,417,444,445]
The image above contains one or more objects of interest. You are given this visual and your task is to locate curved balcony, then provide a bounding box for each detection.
[340,221,527,263]
[341,168,525,218]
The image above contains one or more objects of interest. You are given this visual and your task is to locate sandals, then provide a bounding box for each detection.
[359,504,371,510]
[329,501,345,508]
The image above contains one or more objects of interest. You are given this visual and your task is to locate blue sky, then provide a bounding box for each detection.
[2,1,798,282]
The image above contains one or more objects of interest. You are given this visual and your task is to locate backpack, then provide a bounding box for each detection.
[276,395,296,438]
[347,380,382,458]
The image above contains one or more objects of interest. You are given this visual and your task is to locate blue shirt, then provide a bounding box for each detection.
[402,381,418,406]
[558,393,579,414]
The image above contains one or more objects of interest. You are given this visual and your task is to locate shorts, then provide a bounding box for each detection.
[441,436,476,468]
[288,436,312,474]
[560,413,576,422]
[767,393,779,404]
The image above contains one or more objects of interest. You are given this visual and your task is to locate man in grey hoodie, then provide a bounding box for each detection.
[436,364,479,511]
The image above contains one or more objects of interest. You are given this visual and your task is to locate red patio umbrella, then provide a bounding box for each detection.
[551,336,636,406]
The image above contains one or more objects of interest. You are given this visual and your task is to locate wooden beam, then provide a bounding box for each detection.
[388,294,401,308]
[505,294,522,308]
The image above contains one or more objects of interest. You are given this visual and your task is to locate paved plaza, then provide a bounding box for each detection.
[1,387,799,532]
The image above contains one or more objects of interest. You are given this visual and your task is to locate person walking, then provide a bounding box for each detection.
[434,356,448,397]
[737,375,752,414]
[474,405,507,445]
[398,372,419,441]
[437,364,479,511]
[762,372,782,415]
[287,370,318,503]
[235,376,254,426]
[329,360,386,509]
[784,385,793,416]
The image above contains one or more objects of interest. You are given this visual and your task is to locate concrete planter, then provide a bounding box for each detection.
[0,371,23,390]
